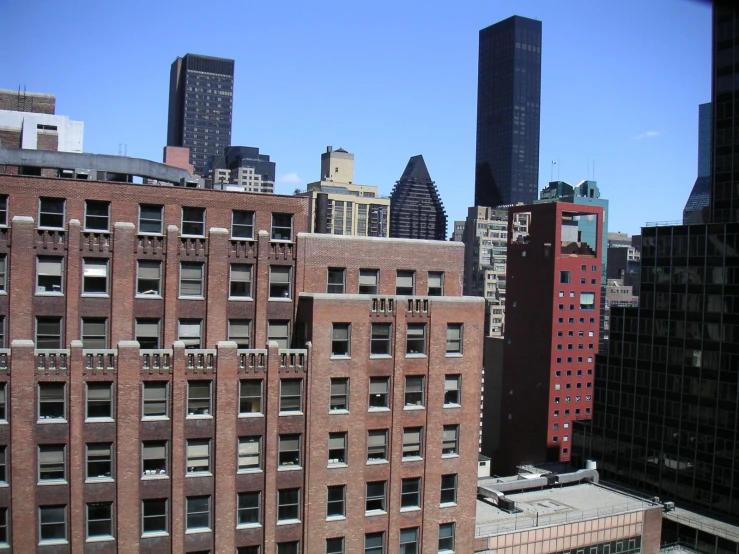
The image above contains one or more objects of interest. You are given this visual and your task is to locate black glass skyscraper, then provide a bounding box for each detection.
[389,155,447,241]
[167,54,235,175]
[475,15,542,208]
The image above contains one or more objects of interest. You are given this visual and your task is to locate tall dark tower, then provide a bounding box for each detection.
[167,54,235,176]
[389,155,447,240]
[474,16,542,208]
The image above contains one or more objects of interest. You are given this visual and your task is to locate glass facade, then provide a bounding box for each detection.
[475,16,542,208]
[389,155,447,240]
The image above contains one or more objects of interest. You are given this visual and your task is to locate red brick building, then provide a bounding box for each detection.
[0,173,483,553]
[492,202,603,474]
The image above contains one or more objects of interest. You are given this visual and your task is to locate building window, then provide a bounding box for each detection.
[139,204,163,234]
[271,213,293,241]
[580,292,596,310]
[560,270,571,284]
[367,430,388,462]
[366,481,387,512]
[330,378,348,411]
[181,207,205,236]
[0,256,5,293]
[186,439,211,474]
[399,528,418,554]
[277,488,300,521]
[239,380,262,415]
[136,261,162,296]
[39,198,65,229]
[444,375,461,405]
[134,319,160,349]
[232,210,254,239]
[81,258,109,294]
[84,200,110,231]
[278,542,299,554]
[327,537,345,554]
[428,272,444,296]
[142,441,167,476]
[370,323,392,355]
[327,268,346,293]
[39,445,66,481]
[81,318,107,349]
[230,264,252,298]
[406,324,426,355]
[278,434,301,468]
[369,377,390,409]
[359,269,379,294]
[86,442,112,480]
[446,324,463,354]
[269,266,291,298]
[37,256,63,294]
[442,425,460,456]
[279,379,302,413]
[180,262,204,297]
[401,478,421,509]
[328,432,347,465]
[439,523,455,552]
[178,319,202,349]
[440,474,457,504]
[238,436,262,471]
[229,319,251,348]
[39,382,65,420]
[186,496,211,531]
[237,547,260,554]
[142,382,167,418]
[86,382,112,419]
[87,502,113,539]
[237,491,260,526]
[0,448,5,484]
[396,270,415,295]
[402,427,423,459]
[39,505,67,543]
[0,196,6,226]
[187,381,211,416]
[0,384,5,421]
[365,532,385,554]
[327,485,346,518]
[331,324,350,356]
[142,499,167,535]
[268,320,290,348]
[404,375,424,407]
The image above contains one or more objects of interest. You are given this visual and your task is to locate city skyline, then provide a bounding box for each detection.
[2,0,712,235]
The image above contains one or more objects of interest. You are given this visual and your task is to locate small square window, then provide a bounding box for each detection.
[178,319,202,349]
[405,376,424,407]
[186,495,211,531]
[238,436,262,471]
[84,200,110,231]
[39,505,67,543]
[142,499,167,535]
[142,441,167,476]
[327,485,346,518]
[180,262,204,297]
[269,266,291,298]
[39,444,66,481]
[442,425,459,455]
[39,382,65,419]
[137,261,162,296]
[87,502,113,539]
[232,210,255,239]
[271,213,293,241]
[182,207,205,236]
[86,382,112,419]
[139,204,163,234]
[239,380,262,415]
[279,379,302,413]
[369,377,390,409]
[278,434,301,468]
[428,272,444,296]
[401,478,421,509]
[558,291,564,297]
[230,264,252,298]
[559,271,570,284]
[277,488,300,521]
[402,427,423,459]
[86,442,112,480]
[327,268,346,293]
[406,324,426,355]
[327,537,345,554]
[359,269,379,294]
[328,432,347,465]
[446,324,463,354]
[367,429,388,462]
[187,381,211,416]
[39,197,65,229]
[331,324,351,356]
[330,378,348,411]
[229,319,251,348]
[444,375,461,405]
[366,481,387,512]
[440,474,457,504]
[396,270,415,295]
[37,256,64,294]
[237,491,260,526]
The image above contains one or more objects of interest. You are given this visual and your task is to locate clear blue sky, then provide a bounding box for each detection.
[3,0,711,236]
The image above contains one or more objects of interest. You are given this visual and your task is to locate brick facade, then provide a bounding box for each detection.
[0,174,483,553]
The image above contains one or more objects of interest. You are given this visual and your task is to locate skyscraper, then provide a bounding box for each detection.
[167,54,235,175]
[475,16,542,208]
[683,102,712,224]
[389,155,447,240]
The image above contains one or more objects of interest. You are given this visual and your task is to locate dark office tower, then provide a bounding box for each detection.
[389,155,447,240]
[475,16,542,208]
[167,54,235,175]
[683,103,712,224]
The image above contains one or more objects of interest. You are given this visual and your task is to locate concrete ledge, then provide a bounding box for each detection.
[10,339,34,347]
[209,227,229,235]
[11,216,34,224]
[114,222,135,230]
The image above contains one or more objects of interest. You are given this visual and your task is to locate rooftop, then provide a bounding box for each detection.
[663,506,739,544]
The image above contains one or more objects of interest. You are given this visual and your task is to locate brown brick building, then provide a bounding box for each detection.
[0,173,483,553]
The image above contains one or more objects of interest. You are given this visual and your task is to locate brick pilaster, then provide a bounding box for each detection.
[65,220,81,345]
[262,340,281,548]
[206,228,229,348]
[169,341,186,552]
[254,230,270,348]
[68,340,85,553]
[163,226,180,348]
[8,217,35,342]
[110,222,136,346]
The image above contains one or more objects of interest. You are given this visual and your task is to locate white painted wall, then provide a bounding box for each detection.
[0,110,84,152]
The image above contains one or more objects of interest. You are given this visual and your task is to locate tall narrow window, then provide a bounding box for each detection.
[446,324,463,354]
[406,324,426,355]
[442,425,460,455]
[230,264,252,298]
[438,523,455,552]
[0,383,6,420]
[404,376,424,407]
[137,261,162,296]
[86,443,112,479]
[331,324,350,357]
[186,496,211,531]
[37,256,63,294]
[179,262,204,297]
[239,380,262,415]
[371,323,392,355]
[39,198,65,229]
[277,488,300,521]
[365,482,386,513]
[187,381,211,416]
[81,318,107,349]
[39,505,67,543]
[279,379,302,412]
[229,319,251,348]
[271,213,293,241]
[142,499,167,535]
[136,319,160,349]
[330,378,348,411]
[328,433,347,465]
[232,210,255,239]
[444,375,461,406]
[428,272,444,296]
[0,195,7,226]
[181,207,205,236]
[238,436,262,471]
[82,259,109,294]
[367,430,388,462]
[327,485,346,518]
[396,270,415,295]
[359,269,379,294]
[84,201,110,231]
[0,256,6,292]
[269,266,291,298]
[278,434,301,468]
[327,268,346,293]
[399,528,419,554]
[39,382,65,419]
[138,204,163,234]
[0,447,5,484]
[369,377,389,409]
[237,491,260,526]
[440,474,457,504]
[365,532,385,554]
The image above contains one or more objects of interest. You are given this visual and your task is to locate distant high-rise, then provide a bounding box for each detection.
[683,102,712,224]
[475,16,542,208]
[389,155,447,240]
[167,54,234,175]
[206,146,275,194]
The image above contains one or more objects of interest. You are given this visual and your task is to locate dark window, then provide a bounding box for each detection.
[81,318,107,349]
[86,382,112,418]
[439,523,455,552]
[327,537,345,554]
[371,323,392,355]
[560,270,571,284]
[401,478,421,509]
[86,443,112,479]
[237,491,260,526]
[39,198,65,228]
[327,485,345,517]
[230,264,252,297]
[330,378,348,411]
[440,474,457,504]
[239,380,262,414]
[84,201,110,231]
[277,488,300,521]
[142,499,167,534]
[277,542,299,554]
[181,207,205,236]
[87,502,113,539]
[271,213,293,241]
[278,434,301,468]
[186,496,210,531]
[359,269,379,294]
[139,205,163,234]
[327,268,346,293]
[39,505,67,542]
[232,210,254,239]
[365,532,385,554]
[366,481,387,512]
[399,528,418,554]
[331,324,350,356]
[369,377,389,409]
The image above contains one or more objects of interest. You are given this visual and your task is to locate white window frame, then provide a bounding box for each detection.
[187,380,212,417]
[238,436,262,472]
[229,264,253,299]
[444,375,461,406]
[178,319,202,349]
[179,262,205,298]
[186,439,211,475]
[38,382,66,421]
[136,260,162,297]
[231,210,255,240]
[271,213,293,241]
[36,256,64,294]
[142,441,168,478]
[38,197,65,230]
[86,442,113,481]
[84,200,110,232]
[138,204,164,235]
[181,207,205,237]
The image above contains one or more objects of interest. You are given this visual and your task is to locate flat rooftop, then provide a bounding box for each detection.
[663,506,739,543]
[476,482,656,538]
